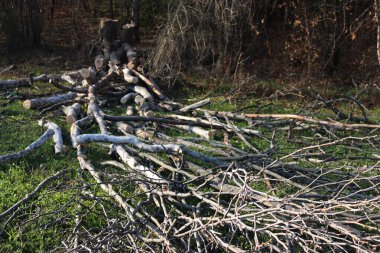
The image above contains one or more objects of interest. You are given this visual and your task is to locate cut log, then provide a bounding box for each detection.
[116,122,134,134]
[126,105,134,116]
[143,110,155,117]
[122,68,138,84]
[172,125,217,140]
[127,57,139,70]
[134,128,154,140]
[93,71,116,90]
[23,92,78,110]
[120,92,138,104]
[49,79,88,93]
[166,114,260,135]
[100,18,119,43]
[131,70,164,99]
[103,114,235,129]
[76,134,182,154]
[158,102,173,111]
[62,103,82,126]
[134,94,151,112]
[112,145,166,183]
[0,74,48,89]
[79,67,96,84]
[132,85,153,102]
[94,55,105,71]
[61,74,77,85]
[38,120,65,154]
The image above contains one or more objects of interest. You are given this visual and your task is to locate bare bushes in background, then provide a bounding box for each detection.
[149,0,379,83]
[149,0,258,80]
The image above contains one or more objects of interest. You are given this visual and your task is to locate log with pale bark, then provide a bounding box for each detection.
[23,92,78,110]
[62,103,82,126]
[38,120,65,154]
[122,67,138,84]
[120,92,137,104]
[76,134,182,153]
[130,69,165,99]
[171,124,217,140]
[178,98,210,113]
[0,74,48,89]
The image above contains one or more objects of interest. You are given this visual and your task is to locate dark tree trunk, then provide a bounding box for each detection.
[26,0,42,47]
[0,0,42,50]
[109,0,114,19]
[132,0,140,43]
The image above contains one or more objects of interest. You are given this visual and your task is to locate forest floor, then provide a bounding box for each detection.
[0,57,380,251]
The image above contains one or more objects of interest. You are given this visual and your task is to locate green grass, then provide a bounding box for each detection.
[1,73,380,251]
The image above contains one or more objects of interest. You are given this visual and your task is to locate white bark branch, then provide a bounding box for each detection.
[76,134,181,154]
[0,129,54,163]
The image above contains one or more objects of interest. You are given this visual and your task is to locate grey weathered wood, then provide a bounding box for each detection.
[38,120,65,154]
[116,122,134,134]
[179,98,210,113]
[0,64,15,75]
[76,134,181,154]
[131,70,164,99]
[0,74,48,89]
[120,92,138,104]
[79,67,96,84]
[61,74,77,85]
[133,85,153,102]
[122,68,138,84]
[172,125,216,140]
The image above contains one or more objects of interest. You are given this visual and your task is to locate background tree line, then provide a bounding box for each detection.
[0,0,379,82]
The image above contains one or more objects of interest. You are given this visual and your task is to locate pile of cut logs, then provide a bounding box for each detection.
[1,19,380,253]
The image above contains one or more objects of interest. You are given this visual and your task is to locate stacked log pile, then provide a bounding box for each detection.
[0,20,380,253]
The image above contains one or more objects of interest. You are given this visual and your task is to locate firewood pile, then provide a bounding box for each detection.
[0,19,380,253]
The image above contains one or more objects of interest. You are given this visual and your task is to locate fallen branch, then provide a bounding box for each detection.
[130,69,165,99]
[0,169,67,219]
[76,134,182,153]
[0,64,15,75]
[0,129,54,163]
[38,120,65,153]
[202,110,380,129]
[0,74,48,89]
[179,98,210,113]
